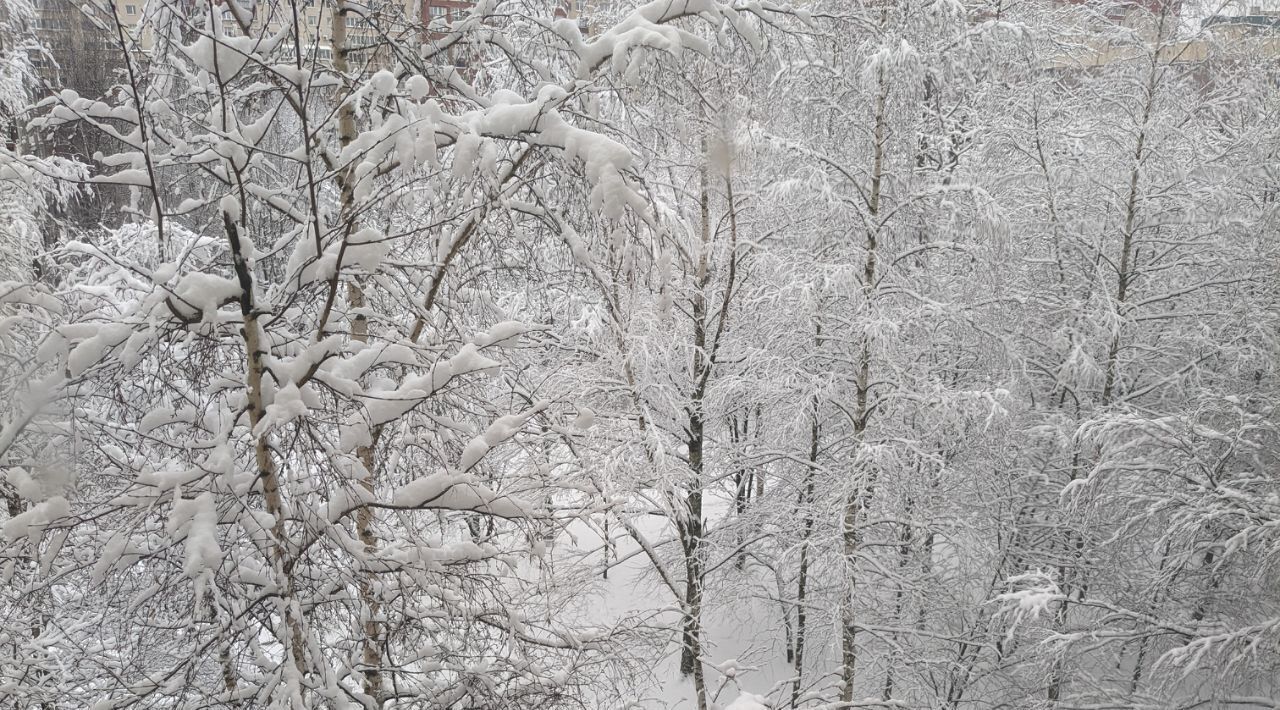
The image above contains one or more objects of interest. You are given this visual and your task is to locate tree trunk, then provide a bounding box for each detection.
[792,391,820,708]
[840,61,887,706]
[677,135,713,710]
[229,214,309,688]
[329,6,384,699]
[882,495,914,702]
[1049,49,1157,708]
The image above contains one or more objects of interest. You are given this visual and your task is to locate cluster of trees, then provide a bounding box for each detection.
[1,0,1278,708]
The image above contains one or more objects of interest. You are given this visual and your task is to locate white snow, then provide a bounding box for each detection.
[345,226,389,273]
[391,473,535,518]
[253,381,308,434]
[724,693,770,710]
[181,35,264,83]
[172,272,242,319]
[178,493,223,578]
[2,496,69,545]
[572,407,596,431]
[66,323,132,377]
[473,320,528,347]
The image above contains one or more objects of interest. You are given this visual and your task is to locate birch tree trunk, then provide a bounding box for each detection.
[329,4,384,699]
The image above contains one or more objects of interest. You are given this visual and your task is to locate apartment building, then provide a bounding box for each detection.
[422,0,473,25]
[33,0,425,65]
[1045,0,1280,69]
[421,1,585,33]
[1203,3,1280,38]
[212,0,420,66]
[34,0,588,70]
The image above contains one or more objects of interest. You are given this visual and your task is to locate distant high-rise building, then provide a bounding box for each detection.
[421,0,473,31]
[31,0,421,68]
[1056,0,1183,32]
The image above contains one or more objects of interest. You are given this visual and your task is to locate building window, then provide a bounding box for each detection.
[125,4,136,13]
[429,6,447,20]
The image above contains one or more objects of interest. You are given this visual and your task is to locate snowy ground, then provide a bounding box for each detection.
[558,494,802,710]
